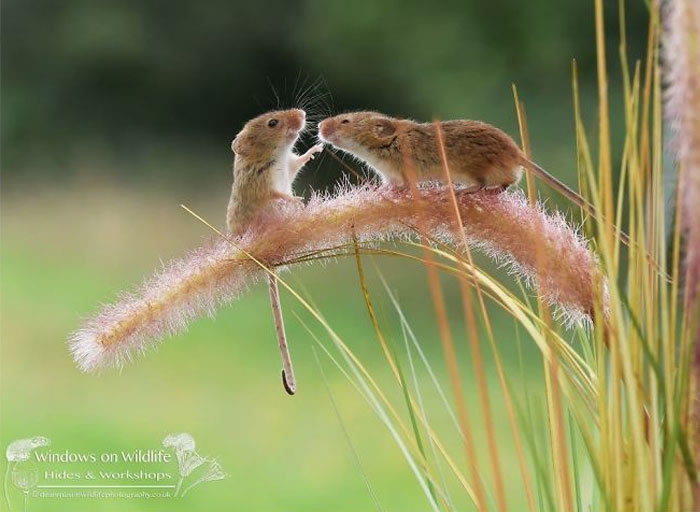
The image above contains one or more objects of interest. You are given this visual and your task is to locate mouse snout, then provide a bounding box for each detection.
[287,109,305,131]
[318,118,337,140]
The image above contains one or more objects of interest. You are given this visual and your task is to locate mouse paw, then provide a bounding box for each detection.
[298,144,324,164]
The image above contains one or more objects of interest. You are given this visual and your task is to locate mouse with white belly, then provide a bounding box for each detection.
[228,109,322,233]
[317,111,596,211]
[320,111,654,276]
[227,108,323,395]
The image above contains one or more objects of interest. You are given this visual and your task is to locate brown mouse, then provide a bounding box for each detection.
[318,111,595,210]
[227,108,322,395]
[323,112,657,277]
[227,109,322,234]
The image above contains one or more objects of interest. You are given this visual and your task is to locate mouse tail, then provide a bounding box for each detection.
[523,158,631,247]
[523,159,596,214]
[268,273,296,395]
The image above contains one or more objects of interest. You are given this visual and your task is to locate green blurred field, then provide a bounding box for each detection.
[1,180,547,511]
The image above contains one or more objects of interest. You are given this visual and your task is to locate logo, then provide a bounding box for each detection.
[4,436,49,512]
[162,433,226,497]
[3,433,225,509]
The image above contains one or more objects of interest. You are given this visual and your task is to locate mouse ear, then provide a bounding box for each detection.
[231,135,245,155]
[374,119,396,137]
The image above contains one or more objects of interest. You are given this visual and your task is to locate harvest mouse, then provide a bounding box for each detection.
[227,108,323,395]
[228,109,323,233]
[318,111,596,212]
[320,112,656,278]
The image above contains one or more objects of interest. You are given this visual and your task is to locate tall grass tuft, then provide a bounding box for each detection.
[305,1,697,511]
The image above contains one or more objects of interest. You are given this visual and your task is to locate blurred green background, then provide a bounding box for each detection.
[2,1,647,510]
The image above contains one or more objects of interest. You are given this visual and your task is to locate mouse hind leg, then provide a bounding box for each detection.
[482,165,521,193]
[450,172,484,193]
[466,175,488,193]
[483,176,517,194]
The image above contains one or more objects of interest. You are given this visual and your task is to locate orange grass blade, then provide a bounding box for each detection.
[513,85,575,512]
[399,142,487,511]
[433,121,508,512]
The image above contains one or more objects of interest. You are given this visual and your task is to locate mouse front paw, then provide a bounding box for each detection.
[299,144,324,164]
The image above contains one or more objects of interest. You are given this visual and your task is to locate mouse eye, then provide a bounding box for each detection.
[341,119,350,124]
[267,119,279,128]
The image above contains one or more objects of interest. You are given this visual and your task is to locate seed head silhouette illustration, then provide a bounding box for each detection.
[4,436,50,512]
[162,433,226,497]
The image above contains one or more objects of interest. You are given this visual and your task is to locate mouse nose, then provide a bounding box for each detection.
[292,108,305,122]
[319,119,336,139]
[289,109,305,130]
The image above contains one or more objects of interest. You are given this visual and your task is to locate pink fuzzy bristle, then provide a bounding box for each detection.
[68,185,605,372]
[665,0,700,303]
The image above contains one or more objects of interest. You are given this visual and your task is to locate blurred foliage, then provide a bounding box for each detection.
[2,0,648,187]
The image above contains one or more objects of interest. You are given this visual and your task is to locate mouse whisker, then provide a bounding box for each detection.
[323,147,366,183]
[266,77,282,110]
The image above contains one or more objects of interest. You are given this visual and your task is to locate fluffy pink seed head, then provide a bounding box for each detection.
[69,185,605,371]
[664,0,700,303]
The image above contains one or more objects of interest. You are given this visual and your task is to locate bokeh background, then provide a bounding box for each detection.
[2,1,648,510]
